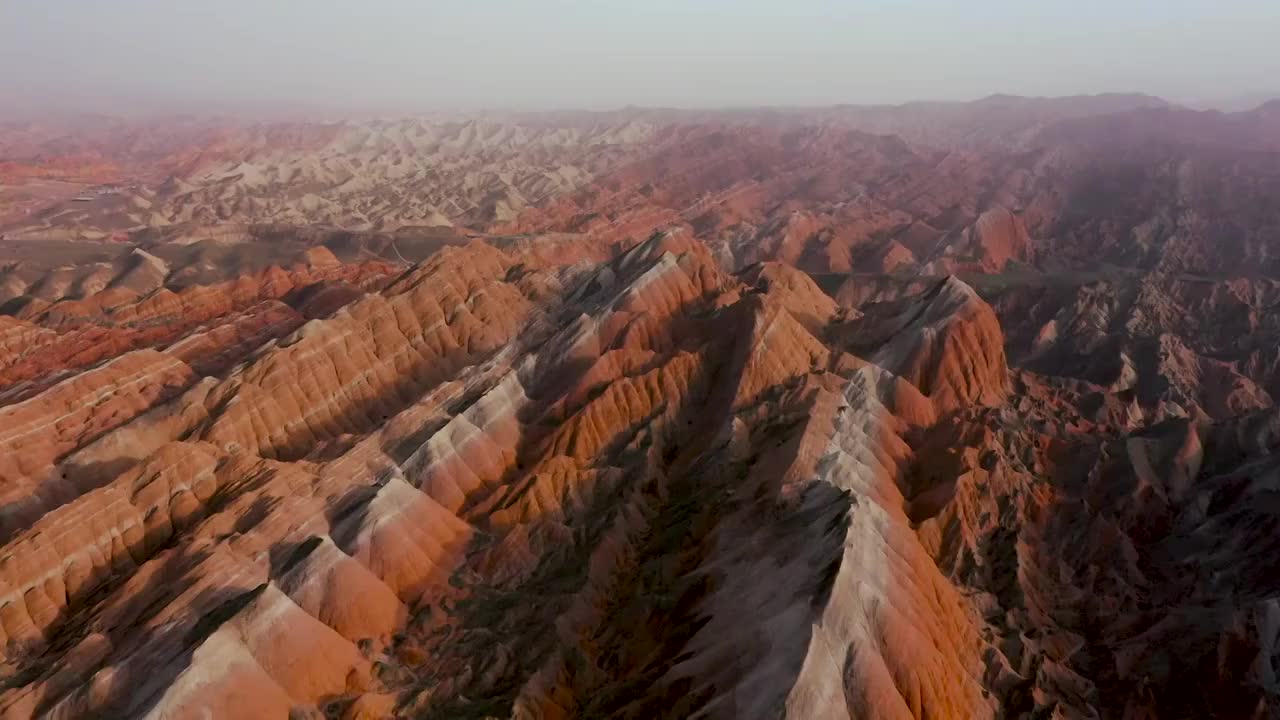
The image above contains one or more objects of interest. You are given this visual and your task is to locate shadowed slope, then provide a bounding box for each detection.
[0,229,1276,718]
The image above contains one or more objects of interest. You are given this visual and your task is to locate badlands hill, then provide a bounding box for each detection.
[0,229,1275,718]
[0,95,1278,718]
[6,95,1279,280]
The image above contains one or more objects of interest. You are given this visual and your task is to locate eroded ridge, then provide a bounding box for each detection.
[0,231,1275,719]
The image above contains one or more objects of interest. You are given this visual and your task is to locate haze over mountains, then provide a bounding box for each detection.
[1,92,1280,719]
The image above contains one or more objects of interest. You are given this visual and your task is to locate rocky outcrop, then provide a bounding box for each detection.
[835,276,1009,412]
[0,251,397,404]
[0,350,194,537]
[3,98,1280,719]
[908,396,1280,717]
[984,272,1280,422]
[0,233,1019,718]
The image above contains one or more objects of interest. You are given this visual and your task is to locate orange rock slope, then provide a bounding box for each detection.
[0,231,1277,719]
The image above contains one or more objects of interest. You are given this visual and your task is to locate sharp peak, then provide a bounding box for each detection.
[935,274,981,299]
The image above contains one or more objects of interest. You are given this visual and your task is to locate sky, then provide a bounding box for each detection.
[2,1,1279,116]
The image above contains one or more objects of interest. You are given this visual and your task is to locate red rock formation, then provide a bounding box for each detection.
[0,232,1011,718]
[0,350,194,536]
[833,276,1009,412]
[0,253,395,403]
[1,96,1279,718]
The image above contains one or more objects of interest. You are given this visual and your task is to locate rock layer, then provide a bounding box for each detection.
[0,232,1023,719]
[2,95,1280,718]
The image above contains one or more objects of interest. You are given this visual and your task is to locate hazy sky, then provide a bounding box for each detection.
[2,1,1278,115]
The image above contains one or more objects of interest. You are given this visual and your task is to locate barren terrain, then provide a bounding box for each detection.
[1,95,1278,718]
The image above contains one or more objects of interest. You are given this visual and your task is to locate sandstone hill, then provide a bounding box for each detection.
[0,226,1275,718]
[1,95,1278,718]
[8,96,1278,283]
